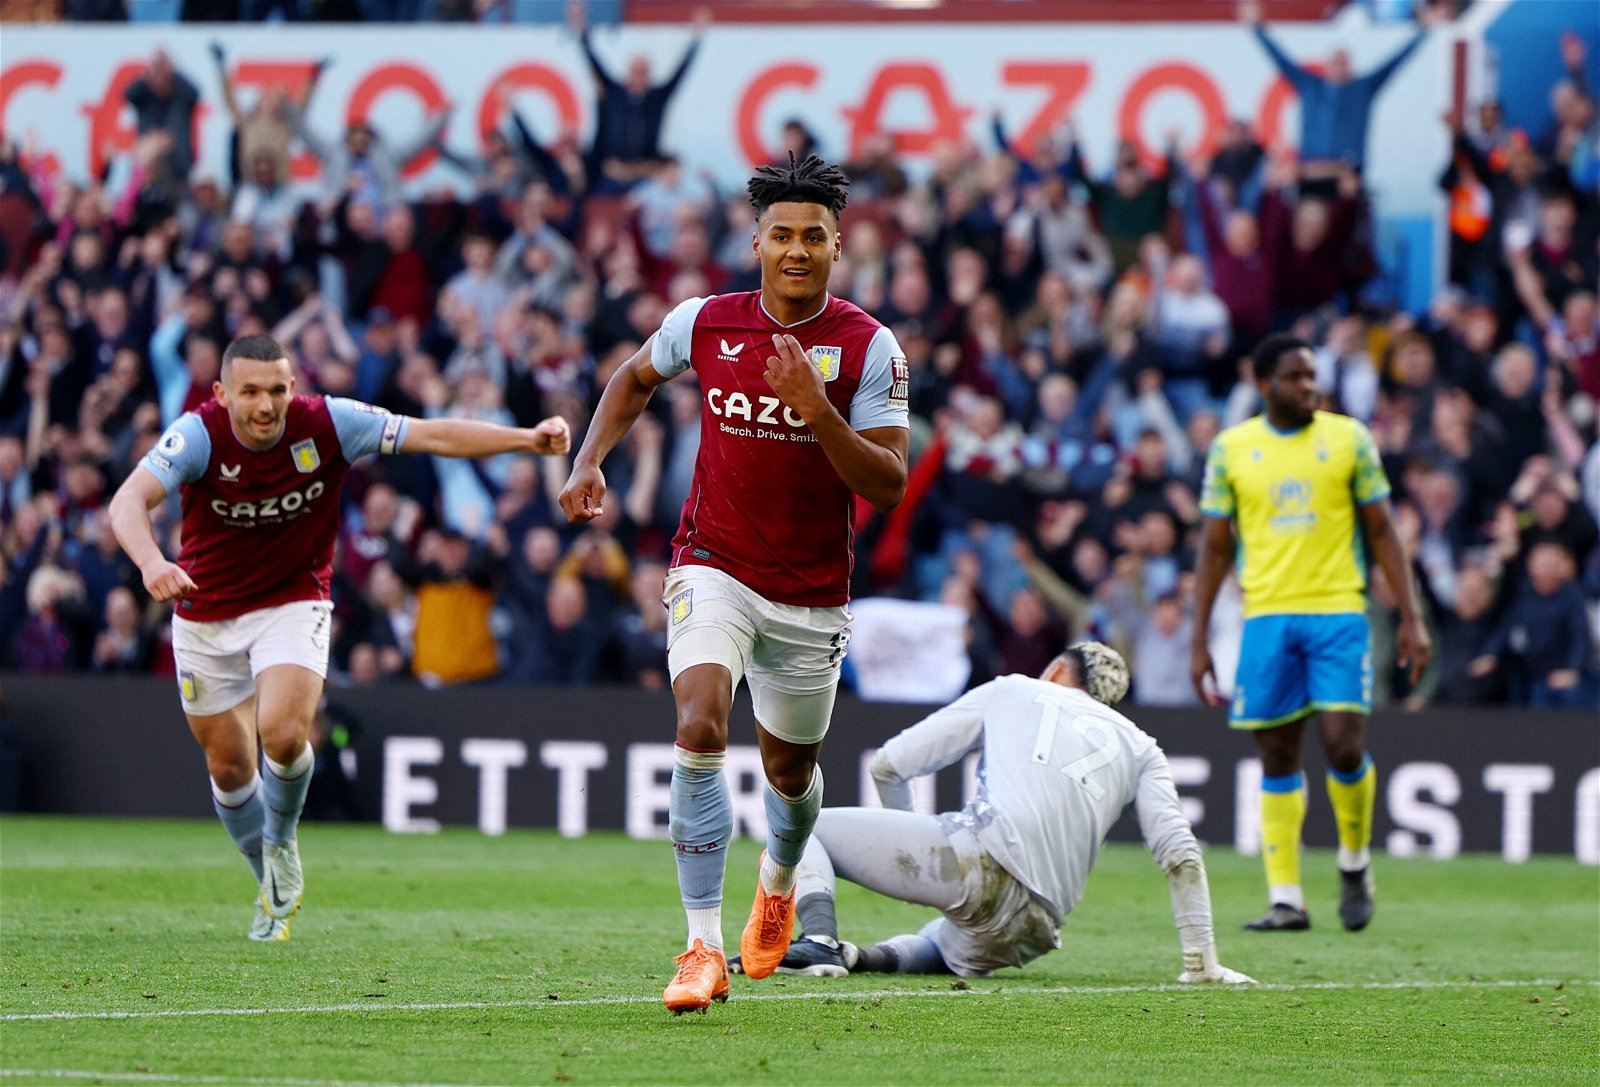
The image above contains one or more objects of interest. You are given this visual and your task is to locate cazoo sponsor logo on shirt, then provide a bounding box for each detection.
[209,481,327,526]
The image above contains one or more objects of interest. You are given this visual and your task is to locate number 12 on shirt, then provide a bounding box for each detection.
[1031,693,1117,800]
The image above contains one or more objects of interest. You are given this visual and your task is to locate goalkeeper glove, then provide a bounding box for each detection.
[1177,944,1257,985]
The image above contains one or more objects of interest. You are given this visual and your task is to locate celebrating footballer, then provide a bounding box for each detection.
[110,334,570,943]
[559,153,910,1014]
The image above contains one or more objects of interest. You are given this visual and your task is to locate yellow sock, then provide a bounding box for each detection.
[1326,755,1376,871]
[1260,772,1306,908]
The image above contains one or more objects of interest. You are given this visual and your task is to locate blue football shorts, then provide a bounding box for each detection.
[1229,612,1372,729]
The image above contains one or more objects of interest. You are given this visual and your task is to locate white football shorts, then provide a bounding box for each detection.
[171,599,333,716]
[662,565,851,745]
[920,823,1062,978]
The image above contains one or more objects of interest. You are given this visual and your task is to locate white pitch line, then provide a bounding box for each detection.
[0,1071,394,1087]
[1,978,1592,1023]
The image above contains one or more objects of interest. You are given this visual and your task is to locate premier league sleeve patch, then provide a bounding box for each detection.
[157,429,186,456]
[670,588,693,625]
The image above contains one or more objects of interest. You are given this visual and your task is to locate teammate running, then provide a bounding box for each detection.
[109,333,570,941]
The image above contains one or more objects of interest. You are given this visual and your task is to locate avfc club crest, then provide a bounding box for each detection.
[290,439,320,474]
[670,588,693,624]
[809,345,842,382]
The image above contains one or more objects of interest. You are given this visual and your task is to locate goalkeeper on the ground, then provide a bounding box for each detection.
[730,642,1255,984]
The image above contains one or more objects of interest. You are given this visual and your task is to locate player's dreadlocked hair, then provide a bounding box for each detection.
[747,152,850,220]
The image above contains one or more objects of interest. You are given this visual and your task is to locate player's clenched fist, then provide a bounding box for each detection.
[762,333,828,425]
[559,463,606,524]
[529,415,572,456]
[142,559,197,603]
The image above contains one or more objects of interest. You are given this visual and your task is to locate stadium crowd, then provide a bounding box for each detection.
[0,4,1595,710]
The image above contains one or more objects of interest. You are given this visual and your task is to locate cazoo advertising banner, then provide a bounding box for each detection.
[3,21,1449,217]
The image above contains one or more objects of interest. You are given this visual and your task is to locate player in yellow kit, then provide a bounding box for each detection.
[1191,335,1430,932]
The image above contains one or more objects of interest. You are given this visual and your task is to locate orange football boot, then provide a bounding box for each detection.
[738,851,797,980]
[663,938,730,1014]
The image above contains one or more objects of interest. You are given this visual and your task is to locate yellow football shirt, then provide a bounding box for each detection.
[1200,411,1391,617]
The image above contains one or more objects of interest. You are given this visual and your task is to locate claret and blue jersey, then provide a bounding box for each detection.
[138,395,408,623]
[651,290,909,608]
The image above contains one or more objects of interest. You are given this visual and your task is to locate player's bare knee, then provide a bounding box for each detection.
[673,672,732,751]
[1324,740,1365,776]
[258,717,313,765]
[206,751,256,791]
[1318,715,1366,774]
[762,751,816,799]
[674,708,727,752]
[1253,722,1304,775]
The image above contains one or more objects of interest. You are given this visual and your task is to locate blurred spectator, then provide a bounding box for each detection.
[293,63,451,210]
[1480,344,1546,473]
[338,559,413,682]
[1131,593,1200,707]
[573,2,708,192]
[1066,131,1177,273]
[1009,175,1112,294]
[123,50,200,196]
[211,40,308,188]
[1243,0,1442,174]
[396,526,500,687]
[337,481,411,592]
[1149,254,1232,420]
[273,292,359,394]
[16,564,90,674]
[1367,564,1440,710]
[1192,159,1280,346]
[1543,289,1599,400]
[443,229,512,334]
[1510,190,1599,334]
[609,559,668,688]
[1434,561,1507,705]
[1469,541,1596,709]
[1535,32,1599,170]
[1312,315,1379,422]
[514,574,606,685]
[90,585,149,674]
[70,511,139,628]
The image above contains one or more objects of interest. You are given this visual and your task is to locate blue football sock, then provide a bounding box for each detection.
[670,746,732,913]
[260,744,313,846]
[211,775,265,884]
[762,766,823,894]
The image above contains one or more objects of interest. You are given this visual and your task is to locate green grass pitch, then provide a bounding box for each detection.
[1,817,1595,1086]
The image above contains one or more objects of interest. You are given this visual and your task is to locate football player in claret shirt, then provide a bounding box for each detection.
[108,333,570,942]
[559,154,911,1013]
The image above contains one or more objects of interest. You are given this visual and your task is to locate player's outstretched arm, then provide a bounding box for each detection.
[764,333,908,512]
[108,467,196,604]
[401,415,571,459]
[559,337,671,524]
